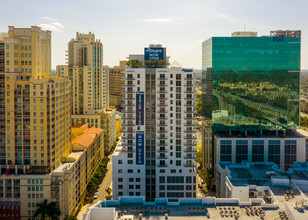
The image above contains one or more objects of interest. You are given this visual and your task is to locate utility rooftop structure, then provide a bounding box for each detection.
[216,161,308,220]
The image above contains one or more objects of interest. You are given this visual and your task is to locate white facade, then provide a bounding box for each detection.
[113,67,197,201]
[214,130,307,172]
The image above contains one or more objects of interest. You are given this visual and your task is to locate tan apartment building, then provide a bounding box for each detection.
[0,123,104,220]
[109,61,126,107]
[57,32,108,114]
[57,32,116,149]
[0,26,72,219]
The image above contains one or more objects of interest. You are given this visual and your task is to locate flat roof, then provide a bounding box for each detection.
[215,129,308,139]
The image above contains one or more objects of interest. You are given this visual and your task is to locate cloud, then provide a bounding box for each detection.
[38,17,64,32]
[144,18,175,23]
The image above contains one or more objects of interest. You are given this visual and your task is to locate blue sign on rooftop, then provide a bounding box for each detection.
[144,47,164,61]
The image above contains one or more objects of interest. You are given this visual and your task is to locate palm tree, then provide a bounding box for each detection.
[33,200,61,220]
[145,60,153,68]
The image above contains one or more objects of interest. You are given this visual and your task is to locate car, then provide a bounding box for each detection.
[93,192,98,199]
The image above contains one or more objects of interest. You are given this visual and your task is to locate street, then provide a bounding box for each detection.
[77,150,115,219]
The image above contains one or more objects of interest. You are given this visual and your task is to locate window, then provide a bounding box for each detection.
[220,140,232,161]
[118,160,122,164]
[252,140,264,162]
[118,178,123,182]
[285,140,297,170]
[268,140,280,166]
[236,140,248,163]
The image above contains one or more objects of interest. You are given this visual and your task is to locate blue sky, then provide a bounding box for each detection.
[1,0,307,69]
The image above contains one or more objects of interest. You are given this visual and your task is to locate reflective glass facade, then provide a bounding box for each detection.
[202,34,300,131]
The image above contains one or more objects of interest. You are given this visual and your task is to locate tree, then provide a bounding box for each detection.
[65,216,77,220]
[154,59,159,68]
[145,60,153,68]
[33,200,61,220]
[126,61,131,68]
[138,61,143,68]
[158,59,166,67]
[105,187,112,200]
[131,60,138,68]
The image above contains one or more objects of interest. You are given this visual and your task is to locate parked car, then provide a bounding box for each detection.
[93,192,98,199]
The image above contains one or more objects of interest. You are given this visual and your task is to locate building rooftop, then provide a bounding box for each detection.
[215,129,308,139]
[72,123,88,128]
[72,127,103,148]
[84,197,289,220]
[218,161,308,219]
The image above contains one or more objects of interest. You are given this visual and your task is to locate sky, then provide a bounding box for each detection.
[1,0,307,70]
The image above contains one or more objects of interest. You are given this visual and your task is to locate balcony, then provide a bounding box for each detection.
[157,136,167,140]
[184,83,194,87]
[122,90,135,94]
[184,110,195,114]
[157,103,167,107]
[123,123,135,127]
[122,129,135,133]
[184,142,197,147]
[184,148,197,153]
[184,129,196,133]
[123,77,136,81]
[184,123,196,127]
[157,97,167,100]
[184,162,196,167]
[121,97,135,101]
[157,109,168,114]
[157,143,168,147]
[184,77,193,80]
[157,130,167,133]
[157,155,168,159]
[184,155,197,160]
[157,77,168,80]
[122,103,135,107]
[184,103,194,107]
[157,116,168,120]
[157,163,168,167]
[123,110,135,114]
[157,123,167,127]
[122,135,134,140]
[157,84,167,87]
[157,149,167,153]
[157,90,167,94]
[184,97,196,101]
[184,135,197,140]
[123,117,135,120]
[184,90,194,94]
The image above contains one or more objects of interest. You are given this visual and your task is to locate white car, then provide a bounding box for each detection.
[93,192,98,199]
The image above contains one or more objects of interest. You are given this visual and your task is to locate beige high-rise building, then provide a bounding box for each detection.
[66,32,107,114]
[109,61,127,106]
[0,26,77,220]
[0,26,70,172]
[3,26,51,79]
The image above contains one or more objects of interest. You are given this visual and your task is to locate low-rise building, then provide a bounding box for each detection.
[208,129,308,172]
[71,107,116,149]
[0,123,104,219]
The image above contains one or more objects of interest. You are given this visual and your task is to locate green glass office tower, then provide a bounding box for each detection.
[202,30,301,170]
[202,31,300,131]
